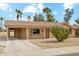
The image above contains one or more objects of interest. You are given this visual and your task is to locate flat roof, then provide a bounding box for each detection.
[5,21,59,28]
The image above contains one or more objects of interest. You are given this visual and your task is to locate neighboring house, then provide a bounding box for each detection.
[4,21,79,40]
[72,24,79,37]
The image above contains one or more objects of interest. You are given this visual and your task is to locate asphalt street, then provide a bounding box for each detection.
[57,53,79,56]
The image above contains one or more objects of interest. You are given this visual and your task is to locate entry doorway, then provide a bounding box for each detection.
[46,28,49,38]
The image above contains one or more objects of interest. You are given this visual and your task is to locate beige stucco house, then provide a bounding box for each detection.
[4,21,78,40]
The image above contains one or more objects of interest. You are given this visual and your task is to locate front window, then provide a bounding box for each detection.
[33,28,40,34]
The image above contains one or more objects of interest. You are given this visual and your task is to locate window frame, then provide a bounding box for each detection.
[32,28,40,34]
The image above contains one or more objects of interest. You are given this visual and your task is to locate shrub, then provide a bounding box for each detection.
[50,26,69,42]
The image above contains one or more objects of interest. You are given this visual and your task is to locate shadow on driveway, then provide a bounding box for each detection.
[57,53,79,56]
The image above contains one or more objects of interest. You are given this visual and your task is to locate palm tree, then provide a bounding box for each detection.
[43,7,56,22]
[64,8,74,23]
[15,9,23,21]
[75,18,79,24]
[33,13,39,21]
[39,14,44,21]
[47,14,55,22]
[43,7,51,15]
[26,16,31,21]
[0,17,4,29]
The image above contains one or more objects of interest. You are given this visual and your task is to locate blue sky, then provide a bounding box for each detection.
[0,3,79,27]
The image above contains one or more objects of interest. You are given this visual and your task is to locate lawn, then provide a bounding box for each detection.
[29,38,79,49]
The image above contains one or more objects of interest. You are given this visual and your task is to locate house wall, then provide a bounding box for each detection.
[28,27,55,39]
[62,25,74,37]
[14,28,20,38]
[49,31,55,38]
[14,28,26,39]
[46,28,49,38]
[75,28,79,37]
[29,27,45,39]
[9,26,75,39]
[12,27,50,39]
[19,28,26,39]
[11,27,56,39]
[8,26,76,39]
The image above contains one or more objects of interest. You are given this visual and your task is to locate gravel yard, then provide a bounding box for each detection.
[29,38,79,49]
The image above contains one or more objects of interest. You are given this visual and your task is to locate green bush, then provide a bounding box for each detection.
[50,26,69,42]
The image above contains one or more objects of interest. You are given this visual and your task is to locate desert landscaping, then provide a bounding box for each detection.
[29,38,79,49]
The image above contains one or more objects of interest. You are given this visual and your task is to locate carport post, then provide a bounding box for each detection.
[7,27,8,40]
[72,28,75,37]
[44,27,46,39]
[26,27,29,40]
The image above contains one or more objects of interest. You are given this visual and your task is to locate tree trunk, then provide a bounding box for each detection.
[1,20,2,29]
[16,15,19,21]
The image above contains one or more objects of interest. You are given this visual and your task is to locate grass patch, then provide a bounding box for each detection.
[0,45,5,48]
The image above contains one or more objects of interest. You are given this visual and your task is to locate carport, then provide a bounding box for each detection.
[7,28,27,38]
[6,27,29,40]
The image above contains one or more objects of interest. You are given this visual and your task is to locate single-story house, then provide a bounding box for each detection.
[4,21,78,40]
[72,24,79,37]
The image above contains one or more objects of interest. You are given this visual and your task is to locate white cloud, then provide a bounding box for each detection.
[0,3,9,11]
[31,4,37,6]
[53,11,57,15]
[37,3,44,11]
[9,14,12,18]
[23,3,44,14]
[8,8,13,12]
[63,1,74,9]
[23,5,37,14]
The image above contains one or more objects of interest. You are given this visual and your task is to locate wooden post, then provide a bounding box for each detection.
[26,27,29,40]
[7,27,8,41]
[72,28,75,37]
[14,29,16,37]
[44,27,46,39]
[8,28,10,37]
[49,29,51,39]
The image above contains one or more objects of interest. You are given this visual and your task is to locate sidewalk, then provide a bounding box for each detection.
[39,46,79,56]
[1,45,79,56]
[18,46,79,56]
[14,46,79,56]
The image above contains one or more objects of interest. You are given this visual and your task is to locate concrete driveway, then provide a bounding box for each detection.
[5,38,41,55]
[0,32,41,55]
